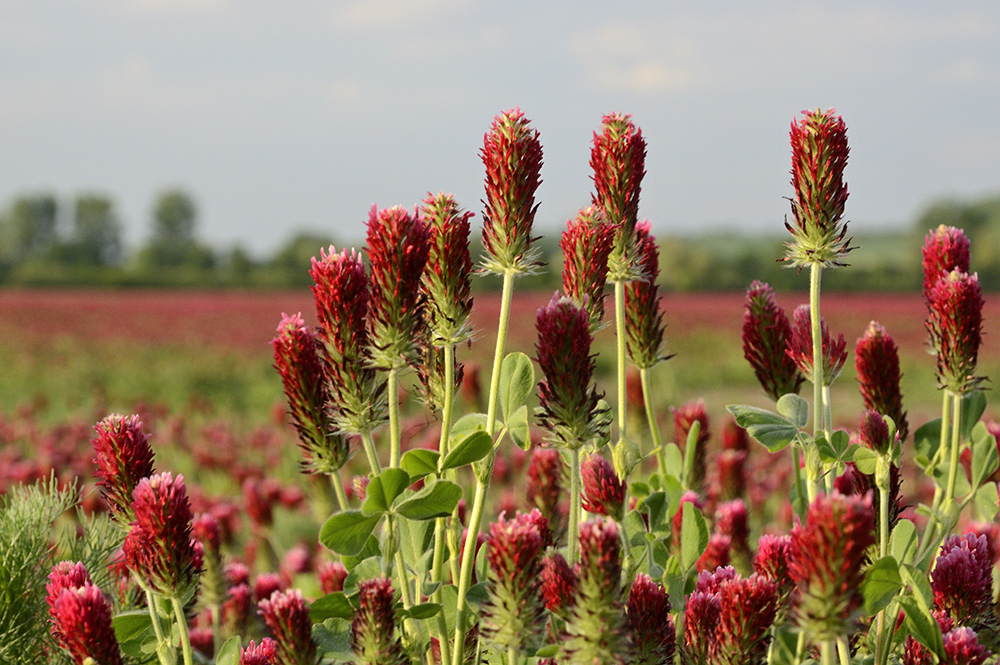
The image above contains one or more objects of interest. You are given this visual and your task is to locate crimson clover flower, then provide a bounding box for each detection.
[91,413,155,525]
[626,572,675,665]
[365,204,430,371]
[271,312,349,473]
[625,222,671,370]
[527,448,565,540]
[926,270,985,394]
[561,207,615,330]
[580,453,626,522]
[258,589,319,665]
[240,638,278,665]
[420,191,474,345]
[310,246,387,435]
[786,305,848,387]
[49,582,124,665]
[716,449,748,502]
[318,560,348,594]
[858,409,892,456]
[122,472,199,598]
[695,566,738,595]
[931,533,994,627]
[783,109,853,269]
[742,281,804,401]
[682,590,720,665]
[591,112,647,282]
[192,512,225,607]
[541,551,577,619]
[696,534,732,573]
[672,399,710,490]
[715,499,750,564]
[480,108,544,275]
[223,583,252,637]
[789,492,875,641]
[855,321,909,440]
[903,611,954,665]
[482,510,547,652]
[415,340,465,416]
[714,574,780,665]
[351,576,408,665]
[47,561,93,640]
[922,224,971,298]
[754,534,794,619]
[942,627,990,665]
[536,295,609,448]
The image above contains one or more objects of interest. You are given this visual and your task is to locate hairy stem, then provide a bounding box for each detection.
[431,342,458,665]
[945,389,963,508]
[329,472,349,512]
[360,429,382,475]
[568,446,581,564]
[809,261,824,502]
[919,391,953,559]
[388,368,401,468]
[639,367,667,477]
[171,595,194,665]
[143,588,171,665]
[614,279,628,442]
[451,478,489,665]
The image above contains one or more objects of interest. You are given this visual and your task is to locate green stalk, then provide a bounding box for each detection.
[822,385,834,495]
[329,472,349,511]
[508,645,519,665]
[639,367,667,477]
[874,476,890,665]
[820,640,836,665]
[388,367,401,468]
[388,515,422,645]
[143,588,172,665]
[614,279,628,442]
[171,595,194,665]
[945,389,963,508]
[431,342,458,665]
[451,479,489,665]
[809,261,825,502]
[210,604,222,656]
[568,447,582,564]
[836,638,851,665]
[919,391,953,558]
[360,429,383,475]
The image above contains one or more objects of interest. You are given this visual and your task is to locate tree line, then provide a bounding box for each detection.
[1,188,999,291]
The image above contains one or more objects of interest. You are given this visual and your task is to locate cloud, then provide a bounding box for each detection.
[332,0,471,31]
[98,0,234,16]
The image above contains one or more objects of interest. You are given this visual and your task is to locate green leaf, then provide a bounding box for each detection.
[215,636,241,665]
[971,422,999,489]
[535,645,559,658]
[777,393,809,428]
[913,418,942,469]
[861,556,902,615]
[309,592,356,621]
[396,479,463,520]
[452,412,489,440]
[342,535,380,570]
[815,435,838,464]
[112,610,153,644]
[680,501,709,571]
[900,564,935,612]
[975,482,998,521]
[361,468,410,515]
[960,391,987,440]
[624,509,647,547]
[829,430,851,458]
[401,449,440,482]
[314,618,355,662]
[475,535,489,583]
[507,404,531,450]
[897,595,944,660]
[499,351,534,423]
[343,556,382,596]
[660,443,684,480]
[441,430,493,471]
[727,404,798,453]
[439,583,459,634]
[643,491,668,534]
[890,519,918,566]
[320,510,383,556]
[662,555,686,612]
[400,602,442,620]
[853,447,879,475]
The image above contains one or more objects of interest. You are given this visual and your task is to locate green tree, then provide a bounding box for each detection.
[0,194,59,263]
[145,189,197,267]
[68,194,122,266]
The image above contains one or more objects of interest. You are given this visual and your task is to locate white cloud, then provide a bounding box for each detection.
[331,0,471,31]
[97,0,234,16]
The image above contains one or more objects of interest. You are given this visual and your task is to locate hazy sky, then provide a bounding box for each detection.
[2,1,998,257]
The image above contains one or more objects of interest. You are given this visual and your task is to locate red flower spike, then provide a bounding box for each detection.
[753,534,793,596]
[922,225,971,298]
[626,573,675,665]
[482,511,547,651]
[696,533,732,573]
[925,270,985,394]
[122,472,198,597]
[193,512,225,606]
[536,295,609,448]
[527,448,564,539]
[786,305,848,387]
[47,561,93,640]
[222,583,252,637]
[253,572,285,604]
[695,566,738,595]
[942,627,990,665]
[91,413,155,524]
[625,221,671,369]
[351,576,408,665]
[561,207,615,331]
[541,551,577,617]
[480,108,544,275]
[672,399,710,490]
[742,281,805,401]
[50,583,125,665]
[784,108,853,268]
[858,410,892,456]
[318,561,348,594]
[258,589,319,665]
[931,533,994,627]
[420,192,474,345]
[715,574,780,665]
[716,449,748,502]
[715,499,750,562]
[789,492,875,641]
[682,591,721,665]
[855,321,909,440]
[240,638,278,665]
[580,453,626,521]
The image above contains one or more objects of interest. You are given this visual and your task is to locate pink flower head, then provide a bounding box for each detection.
[753,534,793,596]
[626,573,675,665]
[253,572,285,604]
[258,588,319,665]
[318,560,348,594]
[541,551,577,617]
[420,192,474,345]
[576,519,622,597]
[672,399,709,489]
[696,533,732,573]
[931,533,994,626]
[696,565,738,595]
[527,448,564,538]
[223,582,252,636]
[682,591,721,664]
[560,207,614,330]
[922,224,971,298]
[625,221,670,369]
[122,472,198,597]
[91,413,155,524]
[787,304,848,387]
[926,270,985,394]
[742,281,804,401]
[789,492,875,640]
[942,626,990,665]
[47,561,93,636]
[715,499,750,558]
[240,638,278,665]
[480,107,544,275]
[49,582,124,665]
[855,321,909,440]
[715,574,779,665]
[784,108,853,268]
[536,295,609,448]
[858,409,892,456]
[580,453,626,521]
[483,510,547,650]
[352,576,408,665]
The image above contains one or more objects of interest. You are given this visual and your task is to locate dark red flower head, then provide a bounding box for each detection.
[352,576,408,665]
[581,453,626,521]
[787,304,848,387]
[47,561,93,639]
[742,281,804,401]
[420,192,474,345]
[541,551,577,617]
[91,413,155,524]
[318,560,348,594]
[855,321,908,440]
[561,207,614,331]
[240,638,278,665]
[258,589,319,665]
[682,590,720,664]
[626,573,675,665]
[527,448,564,538]
[49,582,125,665]
[931,532,994,626]
[715,574,779,665]
[922,224,971,298]
[858,409,892,456]
[483,510,547,650]
[942,626,990,665]
[625,221,670,369]
[925,270,985,394]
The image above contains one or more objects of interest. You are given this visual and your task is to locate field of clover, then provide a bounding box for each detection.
[10,107,1000,665]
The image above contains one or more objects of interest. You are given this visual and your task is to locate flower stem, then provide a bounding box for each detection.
[171,595,194,665]
[360,429,382,475]
[836,637,851,665]
[809,261,825,501]
[388,367,401,468]
[820,640,836,665]
[329,472,349,511]
[874,478,890,665]
[919,390,953,558]
[507,645,519,665]
[451,478,489,665]
[431,342,457,665]
[822,385,834,495]
[639,367,667,477]
[614,279,628,442]
[945,389,963,507]
[143,588,171,665]
[568,446,582,564]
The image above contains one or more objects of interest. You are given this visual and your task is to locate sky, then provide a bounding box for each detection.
[1,0,998,258]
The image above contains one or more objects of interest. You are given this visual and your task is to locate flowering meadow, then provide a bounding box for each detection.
[3,108,1000,665]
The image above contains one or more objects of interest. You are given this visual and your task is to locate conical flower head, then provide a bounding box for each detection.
[241,638,278,665]
[591,112,646,281]
[271,312,349,473]
[787,305,847,387]
[715,499,750,562]
[784,108,853,268]
[931,533,994,627]
[536,295,609,449]
[541,551,577,618]
[258,589,319,665]
[482,510,547,651]
[788,492,875,641]
[581,453,626,521]
[91,413,155,525]
[681,590,720,665]
[754,534,794,618]
[714,574,779,665]
[743,281,804,401]
[49,582,125,665]
[480,107,544,275]
[942,627,990,665]
[318,560,348,594]
[926,270,985,394]
[858,409,892,456]
[626,573,675,665]
[420,192,474,345]
[855,321,909,440]
[527,448,564,539]
[625,222,670,369]
[922,224,971,298]
[561,207,614,331]
[47,561,93,639]
[122,472,198,597]
[351,576,408,665]
[366,204,430,370]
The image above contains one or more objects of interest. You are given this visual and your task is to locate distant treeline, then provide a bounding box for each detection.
[2,188,1000,292]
